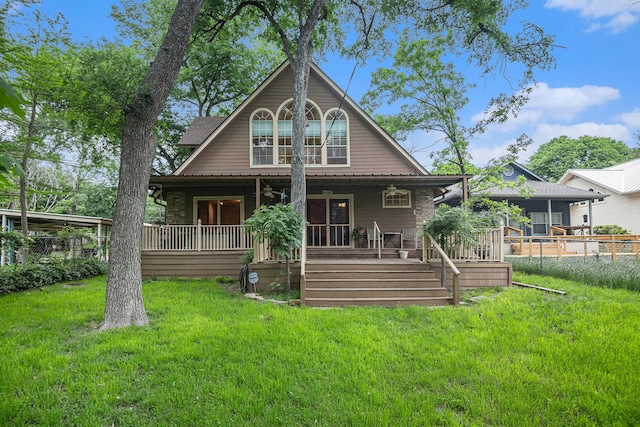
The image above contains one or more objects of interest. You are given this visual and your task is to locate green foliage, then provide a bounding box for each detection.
[240,249,254,265]
[1,276,638,425]
[351,226,366,239]
[0,230,33,252]
[0,76,24,118]
[527,135,634,181]
[422,205,477,254]
[244,203,306,261]
[0,258,106,295]
[593,225,630,235]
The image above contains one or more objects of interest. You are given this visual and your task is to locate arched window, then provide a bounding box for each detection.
[277,100,322,165]
[251,109,274,166]
[325,109,348,165]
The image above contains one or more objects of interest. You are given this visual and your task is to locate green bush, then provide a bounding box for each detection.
[0,258,106,295]
[593,224,630,235]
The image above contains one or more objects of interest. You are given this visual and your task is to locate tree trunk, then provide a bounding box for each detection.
[289,54,312,216]
[100,0,205,331]
[18,93,39,265]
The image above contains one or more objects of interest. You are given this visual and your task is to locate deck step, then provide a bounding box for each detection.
[302,256,452,307]
[305,287,448,299]
[304,296,453,307]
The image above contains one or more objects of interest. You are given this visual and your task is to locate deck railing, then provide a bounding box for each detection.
[141,222,252,251]
[506,234,640,260]
[422,227,504,262]
[253,238,302,263]
[426,235,461,305]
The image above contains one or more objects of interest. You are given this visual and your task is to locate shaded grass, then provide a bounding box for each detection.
[1,275,639,426]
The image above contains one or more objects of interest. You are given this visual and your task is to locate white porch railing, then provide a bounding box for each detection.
[423,227,504,262]
[142,222,253,251]
[253,238,302,262]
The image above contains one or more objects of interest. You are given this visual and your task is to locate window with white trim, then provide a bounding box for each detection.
[249,100,349,167]
[382,189,411,208]
[278,100,322,165]
[325,109,348,165]
[251,109,274,165]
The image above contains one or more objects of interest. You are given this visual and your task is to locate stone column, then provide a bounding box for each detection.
[165,191,186,224]
[414,188,435,248]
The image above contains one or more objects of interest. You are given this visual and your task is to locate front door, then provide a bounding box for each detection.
[306,196,352,247]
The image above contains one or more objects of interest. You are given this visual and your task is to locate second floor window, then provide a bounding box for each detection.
[251,109,274,165]
[250,99,349,167]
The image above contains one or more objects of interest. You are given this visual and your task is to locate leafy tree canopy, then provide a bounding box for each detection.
[527,135,635,182]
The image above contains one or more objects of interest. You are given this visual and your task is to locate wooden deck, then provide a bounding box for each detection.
[302,257,452,307]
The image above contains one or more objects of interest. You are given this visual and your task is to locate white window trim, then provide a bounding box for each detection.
[323,108,350,167]
[249,100,350,168]
[249,108,275,167]
[192,196,245,225]
[382,189,412,208]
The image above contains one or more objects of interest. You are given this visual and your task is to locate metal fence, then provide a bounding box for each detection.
[504,235,640,279]
[30,235,108,261]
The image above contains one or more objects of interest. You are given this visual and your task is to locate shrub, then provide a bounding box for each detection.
[0,258,106,295]
[593,224,630,235]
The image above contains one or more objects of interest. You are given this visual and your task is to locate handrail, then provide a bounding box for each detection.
[503,225,524,255]
[503,225,523,236]
[427,235,461,305]
[550,225,567,236]
[300,228,307,304]
[373,221,383,259]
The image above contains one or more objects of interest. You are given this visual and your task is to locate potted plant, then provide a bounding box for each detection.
[351,226,366,240]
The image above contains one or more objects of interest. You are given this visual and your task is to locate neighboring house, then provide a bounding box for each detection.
[438,162,606,236]
[145,60,467,280]
[558,158,640,234]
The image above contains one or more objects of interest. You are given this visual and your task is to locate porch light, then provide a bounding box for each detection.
[386,184,397,196]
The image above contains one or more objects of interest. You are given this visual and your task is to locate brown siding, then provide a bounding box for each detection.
[180,66,420,176]
[428,261,513,288]
[141,250,245,279]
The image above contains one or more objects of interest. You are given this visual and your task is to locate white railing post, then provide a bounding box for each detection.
[196,219,202,251]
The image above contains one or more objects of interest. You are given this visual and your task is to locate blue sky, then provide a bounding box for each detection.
[23,1,640,169]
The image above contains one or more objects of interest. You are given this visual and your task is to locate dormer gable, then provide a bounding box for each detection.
[174,60,427,177]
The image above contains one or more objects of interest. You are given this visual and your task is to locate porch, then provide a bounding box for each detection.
[141,224,511,307]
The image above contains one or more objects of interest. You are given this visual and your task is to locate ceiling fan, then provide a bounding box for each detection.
[259,184,289,202]
[376,184,409,196]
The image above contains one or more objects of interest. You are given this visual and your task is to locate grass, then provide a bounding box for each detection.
[508,256,640,292]
[1,275,639,426]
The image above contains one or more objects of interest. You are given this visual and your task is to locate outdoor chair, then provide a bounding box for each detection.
[366,227,376,248]
[401,227,417,249]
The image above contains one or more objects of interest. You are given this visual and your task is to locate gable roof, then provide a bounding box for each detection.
[439,162,607,204]
[177,116,226,147]
[173,60,429,176]
[508,162,545,181]
[558,158,640,195]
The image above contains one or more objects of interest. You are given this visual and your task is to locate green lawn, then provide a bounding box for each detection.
[1,274,638,426]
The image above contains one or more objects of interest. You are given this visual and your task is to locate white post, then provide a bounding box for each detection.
[197,219,202,251]
[1,214,7,266]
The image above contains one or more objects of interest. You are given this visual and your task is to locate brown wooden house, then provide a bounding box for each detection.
[142,61,509,306]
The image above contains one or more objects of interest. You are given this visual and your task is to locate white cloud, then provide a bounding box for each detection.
[617,108,640,128]
[545,0,640,32]
[524,122,632,159]
[471,83,620,131]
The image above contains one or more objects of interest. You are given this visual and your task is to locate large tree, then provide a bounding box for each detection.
[527,135,635,182]
[100,0,205,330]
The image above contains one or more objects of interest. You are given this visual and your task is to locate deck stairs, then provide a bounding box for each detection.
[303,249,452,307]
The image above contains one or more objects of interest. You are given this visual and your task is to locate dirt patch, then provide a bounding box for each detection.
[62,283,86,288]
